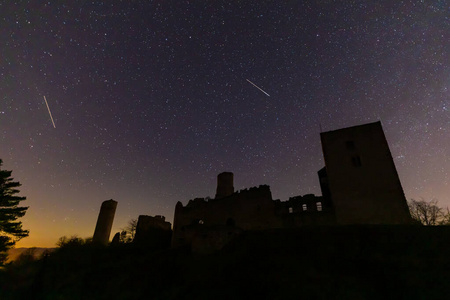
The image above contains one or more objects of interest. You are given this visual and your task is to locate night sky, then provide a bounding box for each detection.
[1,1,448,247]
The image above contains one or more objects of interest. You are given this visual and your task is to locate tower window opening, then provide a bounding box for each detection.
[191,219,204,225]
[302,204,307,211]
[317,202,322,211]
[288,207,293,213]
[351,155,362,167]
[346,140,355,150]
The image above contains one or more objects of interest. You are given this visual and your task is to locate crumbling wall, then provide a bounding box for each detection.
[172,185,282,248]
[276,194,336,227]
[171,183,332,249]
[134,215,172,249]
[185,224,243,254]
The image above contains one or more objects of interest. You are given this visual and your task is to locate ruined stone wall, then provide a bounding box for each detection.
[276,194,336,227]
[134,215,172,249]
[172,185,334,248]
[172,185,282,247]
[177,185,280,229]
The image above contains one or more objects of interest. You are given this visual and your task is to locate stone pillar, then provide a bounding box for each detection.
[215,172,234,199]
[93,199,117,245]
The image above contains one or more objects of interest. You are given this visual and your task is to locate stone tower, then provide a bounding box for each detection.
[93,199,118,245]
[215,172,234,199]
[320,122,411,224]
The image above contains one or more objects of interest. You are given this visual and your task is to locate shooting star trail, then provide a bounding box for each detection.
[246,79,270,97]
[43,96,56,128]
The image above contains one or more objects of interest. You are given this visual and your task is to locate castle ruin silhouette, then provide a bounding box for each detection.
[171,121,412,251]
[95,121,412,251]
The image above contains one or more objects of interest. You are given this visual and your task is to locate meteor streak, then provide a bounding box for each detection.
[246,79,270,97]
[43,96,56,128]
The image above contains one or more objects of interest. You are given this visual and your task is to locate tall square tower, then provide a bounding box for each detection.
[320,122,411,224]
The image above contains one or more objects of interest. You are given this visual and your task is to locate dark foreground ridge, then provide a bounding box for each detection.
[1,225,450,299]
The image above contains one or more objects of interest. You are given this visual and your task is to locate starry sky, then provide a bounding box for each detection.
[1,1,448,247]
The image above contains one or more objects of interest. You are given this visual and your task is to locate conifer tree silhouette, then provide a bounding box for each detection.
[0,159,29,264]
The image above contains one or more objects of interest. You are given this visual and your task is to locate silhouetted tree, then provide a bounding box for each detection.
[13,247,38,265]
[120,218,137,243]
[127,218,138,239]
[408,198,450,225]
[0,159,29,265]
[56,235,87,248]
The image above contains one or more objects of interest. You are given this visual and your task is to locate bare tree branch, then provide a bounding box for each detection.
[408,199,449,225]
